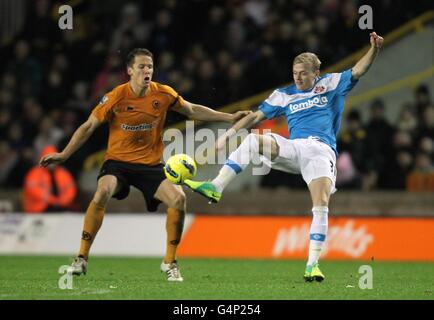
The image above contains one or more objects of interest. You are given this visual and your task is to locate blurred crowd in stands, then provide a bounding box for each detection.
[336,86,434,191]
[0,0,432,205]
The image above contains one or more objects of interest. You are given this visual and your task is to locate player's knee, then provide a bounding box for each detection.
[171,192,186,211]
[314,191,329,207]
[93,185,113,205]
[317,196,329,207]
[257,134,278,159]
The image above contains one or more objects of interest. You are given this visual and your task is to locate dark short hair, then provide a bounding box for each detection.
[126,48,153,67]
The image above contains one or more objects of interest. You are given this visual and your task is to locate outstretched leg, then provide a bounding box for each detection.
[185,133,278,202]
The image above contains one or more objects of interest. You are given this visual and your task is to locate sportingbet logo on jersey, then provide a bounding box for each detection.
[288,95,329,113]
[121,119,159,131]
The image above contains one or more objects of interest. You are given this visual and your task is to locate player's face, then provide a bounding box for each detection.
[128,55,154,88]
[293,63,318,91]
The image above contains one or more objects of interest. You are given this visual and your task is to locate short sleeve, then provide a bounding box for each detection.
[336,69,358,96]
[169,94,186,109]
[258,90,287,120]
[161,84,186,109]
[92,89,121,122]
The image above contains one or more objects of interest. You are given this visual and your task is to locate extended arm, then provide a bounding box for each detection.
[215,110,266,150]
[40,114,102,167]
[352,32,384,80]
[174,100,251,123]
[232,110,266,131]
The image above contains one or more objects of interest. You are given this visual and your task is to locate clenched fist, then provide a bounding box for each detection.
[370,32,383,49]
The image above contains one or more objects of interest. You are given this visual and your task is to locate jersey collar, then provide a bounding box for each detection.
[293,76,321,94]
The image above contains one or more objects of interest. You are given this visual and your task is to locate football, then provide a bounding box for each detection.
[164,154,197,184]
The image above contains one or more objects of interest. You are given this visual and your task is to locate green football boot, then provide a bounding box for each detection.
[184,180,221,203]
[303,263,325,282]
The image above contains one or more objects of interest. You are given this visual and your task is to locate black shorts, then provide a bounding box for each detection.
[97,160,166,212]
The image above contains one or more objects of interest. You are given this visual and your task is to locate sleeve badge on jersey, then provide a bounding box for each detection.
[314,86,325,94]
[100,95,109,105]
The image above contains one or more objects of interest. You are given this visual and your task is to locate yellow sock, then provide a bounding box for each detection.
[164,208,185,264]
[78,201,105,260]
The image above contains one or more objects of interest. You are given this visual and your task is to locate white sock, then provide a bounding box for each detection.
[307,206,328,266]
[212,165,237,193]
[212,133,259,193]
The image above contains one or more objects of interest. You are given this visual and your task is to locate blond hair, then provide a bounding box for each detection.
[293,52,321,71]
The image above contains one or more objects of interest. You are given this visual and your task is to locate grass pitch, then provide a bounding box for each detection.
[0,255,433,300]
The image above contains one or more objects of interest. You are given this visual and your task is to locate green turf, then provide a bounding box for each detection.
[0,255,433,300]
